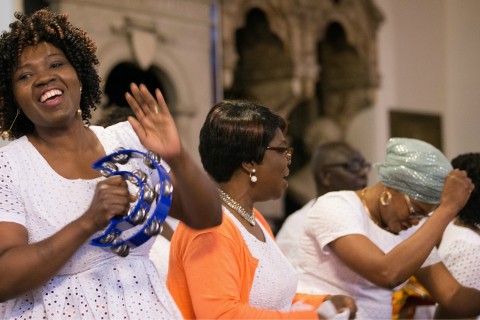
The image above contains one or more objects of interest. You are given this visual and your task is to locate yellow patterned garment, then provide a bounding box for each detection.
[392,276,434,319]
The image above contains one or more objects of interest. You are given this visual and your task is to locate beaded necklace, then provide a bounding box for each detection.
[218,188,256,226]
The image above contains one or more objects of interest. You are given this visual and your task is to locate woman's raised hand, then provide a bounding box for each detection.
[125,83,182,162]
[439,168,474,215]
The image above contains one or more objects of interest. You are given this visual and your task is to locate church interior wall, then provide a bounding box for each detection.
[1,0,479,210]
[348,0,480,187]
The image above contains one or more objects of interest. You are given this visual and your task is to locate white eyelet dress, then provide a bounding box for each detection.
[0,122,182,320]
[223,207,299,311]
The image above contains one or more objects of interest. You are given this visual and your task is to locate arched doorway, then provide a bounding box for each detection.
[97,62,176,127]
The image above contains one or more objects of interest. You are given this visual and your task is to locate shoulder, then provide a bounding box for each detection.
[173,211,243,247]
[276,200,314,239]
[0,137,29,172]
[304,191,368,243]
[309,191,363,221]
[91,121,144,152]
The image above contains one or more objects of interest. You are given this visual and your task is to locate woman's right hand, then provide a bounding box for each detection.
[438,169,474,215]
[80,176,134,233]
[317,294,357,319]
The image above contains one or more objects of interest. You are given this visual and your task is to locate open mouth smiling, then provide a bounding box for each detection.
[39,89,63,103]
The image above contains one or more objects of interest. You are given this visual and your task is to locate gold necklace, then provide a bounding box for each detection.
[218,188,256,226]
[360,188,382,227]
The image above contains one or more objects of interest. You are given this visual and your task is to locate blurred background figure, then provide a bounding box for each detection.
[284,117,343,216]
[276,141,370,267]
[435,152,480,319]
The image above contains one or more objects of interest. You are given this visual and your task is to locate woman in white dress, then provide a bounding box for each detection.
[435,152,480,319]
[0,9,221,319]
[296,138,480,319]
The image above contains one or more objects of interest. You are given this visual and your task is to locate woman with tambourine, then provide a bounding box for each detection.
[0,9,221,319]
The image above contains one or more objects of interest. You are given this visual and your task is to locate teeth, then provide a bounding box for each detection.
[40,89,62,103]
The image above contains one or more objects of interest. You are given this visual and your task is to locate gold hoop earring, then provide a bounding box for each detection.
[1,109,21,139]
[380,189,392,206]
[249,169,257,183]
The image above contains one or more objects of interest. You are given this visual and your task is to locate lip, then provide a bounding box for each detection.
[400,222,410,231]
[38,88,64,107]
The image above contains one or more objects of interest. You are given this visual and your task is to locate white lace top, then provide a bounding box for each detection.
[296,191,440,320]
[0,122,182,319]
[223,207,298,311]
[438,221,480,290]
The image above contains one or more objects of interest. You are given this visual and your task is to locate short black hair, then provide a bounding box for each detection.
[451,152,480,226]
[199,100,286,182]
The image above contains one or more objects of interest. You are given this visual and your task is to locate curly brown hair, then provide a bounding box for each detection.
[0,9,102,139]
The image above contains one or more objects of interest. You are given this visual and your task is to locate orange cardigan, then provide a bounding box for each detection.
[167,208,328,319]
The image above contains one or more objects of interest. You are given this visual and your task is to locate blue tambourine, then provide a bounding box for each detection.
[90,148,173,257]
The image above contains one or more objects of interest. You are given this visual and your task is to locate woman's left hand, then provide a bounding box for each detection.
[125,83,182,162]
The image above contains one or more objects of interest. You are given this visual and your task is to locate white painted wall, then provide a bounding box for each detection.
[0,0,21,148]
[0,1,15,32]
[444,0,480,157]
[348,0,480,183]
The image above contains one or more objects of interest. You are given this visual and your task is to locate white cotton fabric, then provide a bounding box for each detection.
[149,216,179,282]
[296,191,440,320]
[223,207,298,312]
[275,199,316,269]
[0,121,182,319]
[438,221,480,290]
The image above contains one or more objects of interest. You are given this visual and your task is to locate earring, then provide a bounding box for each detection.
[80,86,83,94]
[1,109,21,139]
[76,108,82,116]
[380,189,392,206]
[249,169,257,183]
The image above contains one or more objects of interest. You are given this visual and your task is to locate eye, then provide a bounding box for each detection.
[51,62,64,68]
[16,72,32,81]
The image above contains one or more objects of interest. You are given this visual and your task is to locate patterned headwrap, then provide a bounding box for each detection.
[373,138,452,204]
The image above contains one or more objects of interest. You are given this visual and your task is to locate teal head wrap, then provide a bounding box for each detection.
[373,138,452,204]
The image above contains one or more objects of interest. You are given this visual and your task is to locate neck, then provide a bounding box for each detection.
[359,187,387,229]
[218,187,255,226]
[29,120,90,151]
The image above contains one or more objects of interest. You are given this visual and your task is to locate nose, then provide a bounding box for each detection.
[408,216,422,226]
[34,70,56,87]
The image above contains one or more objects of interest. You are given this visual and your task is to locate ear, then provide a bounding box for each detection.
[241,161,256,174]
[318,170,331,186]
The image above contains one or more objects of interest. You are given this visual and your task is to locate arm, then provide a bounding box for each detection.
[125,83,221,229]
[328,170,473,289]
[415,262,480,318]
[0,176,133,301]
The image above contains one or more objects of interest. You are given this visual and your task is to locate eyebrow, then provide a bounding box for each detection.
[16,53,66,70]
[411,199,430,214]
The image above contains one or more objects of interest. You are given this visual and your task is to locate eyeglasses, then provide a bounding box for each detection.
[266,146,294,160]
[322,161,371,174]
[404,195,430,219]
